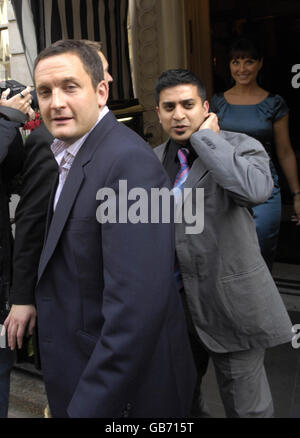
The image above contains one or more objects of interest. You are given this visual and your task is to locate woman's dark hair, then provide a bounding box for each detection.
[229,37,262,61]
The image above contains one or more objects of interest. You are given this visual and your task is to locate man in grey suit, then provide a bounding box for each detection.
[154,69,293,418]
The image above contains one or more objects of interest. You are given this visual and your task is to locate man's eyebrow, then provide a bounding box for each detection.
[36,84,49,92]
[60,77,79,85]
[162,99,195,105]
[181,98,195,103]
[37,77,77,87]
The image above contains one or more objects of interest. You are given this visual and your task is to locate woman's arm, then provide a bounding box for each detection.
[273,113,300,223]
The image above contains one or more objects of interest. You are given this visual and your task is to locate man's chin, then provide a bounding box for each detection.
[51,129,76,144]
[170,134,190,146]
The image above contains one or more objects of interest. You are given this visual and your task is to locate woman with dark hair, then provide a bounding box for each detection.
[210,37,300,271]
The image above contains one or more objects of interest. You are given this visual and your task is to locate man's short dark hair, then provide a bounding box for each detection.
[80,39,103,52]
[155,69,206,105]
[34,39,104,89]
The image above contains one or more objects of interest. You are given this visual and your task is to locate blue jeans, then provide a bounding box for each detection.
[253,162,281,271]
[0,348,15,418]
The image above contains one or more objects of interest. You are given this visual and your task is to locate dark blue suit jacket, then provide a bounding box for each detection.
[35,111,196,418]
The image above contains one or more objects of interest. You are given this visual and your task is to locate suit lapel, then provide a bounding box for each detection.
[38,164,85,281]
[184,157,208,189]
[176,157,208,215]
[38,111,118,281]
[44,173,58,241]
[154,142,167,162]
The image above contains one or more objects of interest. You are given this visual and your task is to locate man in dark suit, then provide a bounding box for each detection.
[0,85,34,417]
[5,124,57,356]
[27,40,195,418]
[5,42,113,352]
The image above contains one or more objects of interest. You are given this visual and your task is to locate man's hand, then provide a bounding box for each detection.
[0,86,35,120]
[199,112,220,134]
[3,304,36,350]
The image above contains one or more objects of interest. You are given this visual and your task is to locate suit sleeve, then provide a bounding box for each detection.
[0,118,24,170]
[10,125,57,305]
[67,142,177,417]
[190,129,274,207]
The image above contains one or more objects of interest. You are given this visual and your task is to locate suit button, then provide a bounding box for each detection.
[121,402,132,417]
[121,409,128,418]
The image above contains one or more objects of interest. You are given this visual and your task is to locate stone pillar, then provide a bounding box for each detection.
[7,0,32,86]
[129,0,187,147]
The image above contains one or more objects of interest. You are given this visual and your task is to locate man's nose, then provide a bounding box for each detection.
[173,105,185,120]
[51,89,65,109]
[106,72,113,83]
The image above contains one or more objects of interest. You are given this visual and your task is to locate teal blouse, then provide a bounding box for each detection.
[210,93,289,159]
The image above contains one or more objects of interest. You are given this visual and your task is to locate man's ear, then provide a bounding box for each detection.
[156,106,161,123]
[97,80,109,108]
[203,100,209,116]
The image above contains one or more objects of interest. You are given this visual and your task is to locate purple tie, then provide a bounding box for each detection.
[173,148,190,287]
[173,148,190,201]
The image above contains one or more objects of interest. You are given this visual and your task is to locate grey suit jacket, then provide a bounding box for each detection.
[155,129,292,353]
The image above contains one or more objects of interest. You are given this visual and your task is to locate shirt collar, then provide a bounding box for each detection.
[167,138,193,161]
[51,105,109,161]
[66,105,109,157]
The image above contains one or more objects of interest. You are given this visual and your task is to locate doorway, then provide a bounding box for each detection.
[209,0,300,264]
